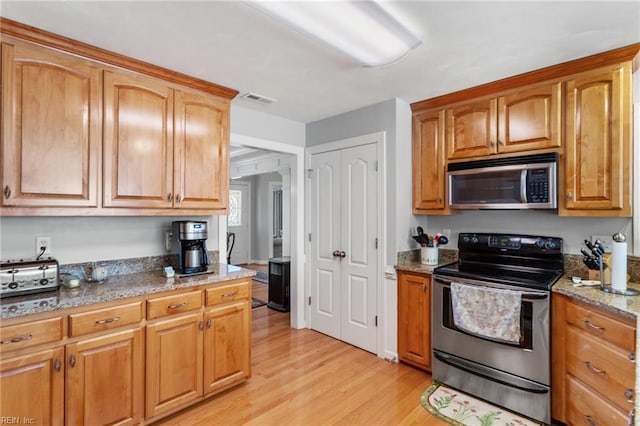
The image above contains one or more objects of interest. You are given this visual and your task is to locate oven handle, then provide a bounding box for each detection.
[433,350,549,394]
[434,275,549,300]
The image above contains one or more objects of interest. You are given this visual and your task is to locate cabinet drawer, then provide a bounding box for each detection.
[147,291,202,320]
[565,300,635,354]
[69,302,143,337]
[566,327,634,411]
[0,316,63,353]
[566,376,629,426]
[205,281,249,307]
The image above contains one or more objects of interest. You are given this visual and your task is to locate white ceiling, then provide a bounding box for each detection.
[2,1,639,124]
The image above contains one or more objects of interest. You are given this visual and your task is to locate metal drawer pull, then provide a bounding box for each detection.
[206,319,212,328]
[629,352,635,362]
[69,354,76,368]
[168,302,187,309]
[54,358,61,372]
[222,291,239,298]
[582,319,604,331]
[583,361,606,375]
[95,316,120,325]
[583,414,596,426]
[199,321,204,331]
[1,334,33,345]
[625,389,634,403]
[3,185,11,199]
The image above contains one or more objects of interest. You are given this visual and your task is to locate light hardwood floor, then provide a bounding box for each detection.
[155,306,446,425]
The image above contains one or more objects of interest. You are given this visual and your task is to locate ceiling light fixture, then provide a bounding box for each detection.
[248,0,421,67]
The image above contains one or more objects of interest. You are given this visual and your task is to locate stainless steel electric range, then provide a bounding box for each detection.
[432,233,564,424]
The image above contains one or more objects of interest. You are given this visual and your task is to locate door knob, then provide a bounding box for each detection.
[339,251,346,258]
[332,250,341,257]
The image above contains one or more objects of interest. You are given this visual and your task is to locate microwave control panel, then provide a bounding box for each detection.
[526,168,550,203]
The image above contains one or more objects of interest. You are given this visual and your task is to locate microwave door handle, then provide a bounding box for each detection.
[520,169,528,204]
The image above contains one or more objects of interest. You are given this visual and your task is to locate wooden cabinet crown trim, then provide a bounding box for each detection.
[0,17,239,100]
[411,43,640,111]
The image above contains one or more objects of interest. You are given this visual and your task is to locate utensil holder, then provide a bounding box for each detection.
[421,247,438,265]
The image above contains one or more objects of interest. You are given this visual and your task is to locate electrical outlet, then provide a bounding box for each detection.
[35,236,51,256]
[591,235,612,252]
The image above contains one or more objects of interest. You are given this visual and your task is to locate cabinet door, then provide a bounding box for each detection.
[397,272,431,371]
[412,109,447,213]
[103,70,174,208]
[446,98,497,160]
[561,62,632,216]
[66,328,143,426]
[203,301,250,395]
[0,346,64,426]
[1,41,100,207]
[174,90,229,210]
[146,313,203,419]
[497,81,561,153]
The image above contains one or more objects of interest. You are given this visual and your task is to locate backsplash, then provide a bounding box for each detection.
[397,248,458,265]
[60,250,220,279]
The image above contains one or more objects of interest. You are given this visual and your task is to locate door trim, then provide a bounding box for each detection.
[220,133,305,329]
[228,181,252,265]
[305,131,387,357]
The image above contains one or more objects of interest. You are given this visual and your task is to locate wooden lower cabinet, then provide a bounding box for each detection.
[397,271,431,371]
[66,328,144,426]
[0,346,64,425]
[146,312,204,419]
[552,294,636,424]
[204,301,250,395]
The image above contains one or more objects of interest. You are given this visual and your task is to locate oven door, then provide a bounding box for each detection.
[432,274,550,385]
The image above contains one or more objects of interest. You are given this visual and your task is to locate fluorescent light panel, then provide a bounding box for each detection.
[249,1,421,67]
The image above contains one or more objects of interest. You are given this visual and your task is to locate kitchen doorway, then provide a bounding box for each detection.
[227,182,251,265]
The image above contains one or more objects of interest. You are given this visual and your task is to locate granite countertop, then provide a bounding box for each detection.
[395,260,456,275]
[1,263,256,320]
[552,275,640,321]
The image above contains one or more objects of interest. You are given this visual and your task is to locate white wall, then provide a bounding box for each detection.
[231,104,306,147]
[0,216,218,264]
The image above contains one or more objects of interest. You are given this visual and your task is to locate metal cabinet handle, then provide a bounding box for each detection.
[498,140,505,146]
[95,316,120,325]
[69,354,76,368]
[583,415,597,426]
[176,194,182,203]
[625,389,634,403]
[168,302,187,309]
[199,321,204,331]
[54,358,61,372]
[206,319,212,329]
[222,291,239,298]
[582,319,604,331]
[628,408,635,425]
[3,185,10,199]
[1,334,33,345]
[167,192,173,202]
[583,361,606,375]
[422,284,426,293]
[567,192,573,201]
[490,141,496,147]
[629,352,635,362]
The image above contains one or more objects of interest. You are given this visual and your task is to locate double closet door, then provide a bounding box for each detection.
[309,143,378,353]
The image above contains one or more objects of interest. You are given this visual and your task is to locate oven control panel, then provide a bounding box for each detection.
[459,233,562,254]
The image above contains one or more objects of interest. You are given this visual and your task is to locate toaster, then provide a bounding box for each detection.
[1,258,60,298]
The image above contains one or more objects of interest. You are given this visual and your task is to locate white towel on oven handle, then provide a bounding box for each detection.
[450,282,522,344]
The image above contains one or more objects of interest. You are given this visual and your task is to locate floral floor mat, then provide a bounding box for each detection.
[420,382,544,426]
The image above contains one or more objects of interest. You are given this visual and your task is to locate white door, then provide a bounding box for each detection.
[309,143,378,353]
[227,182,250,265]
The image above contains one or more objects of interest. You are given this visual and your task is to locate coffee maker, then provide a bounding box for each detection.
[171,221,210,274]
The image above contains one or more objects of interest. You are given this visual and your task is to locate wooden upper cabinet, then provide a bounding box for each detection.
[447,81,561,160]
[1,40,100,207]
[497,82,561,153]
[446,98,497,159]
[103,70,174,208]
[560,62,632,216]
[174,90,229,211]
[412,109,447,213]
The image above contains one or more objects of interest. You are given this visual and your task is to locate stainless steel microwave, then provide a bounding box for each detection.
[447,153,558,209]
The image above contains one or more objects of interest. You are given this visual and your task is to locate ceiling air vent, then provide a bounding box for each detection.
[240,92,277,105]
